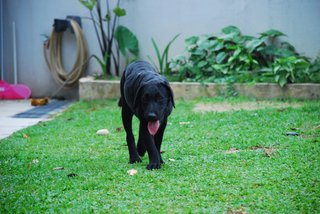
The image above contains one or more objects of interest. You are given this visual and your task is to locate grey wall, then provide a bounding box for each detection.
[2,0,320,99]
[2,0,100,99]
[120,0,320,62]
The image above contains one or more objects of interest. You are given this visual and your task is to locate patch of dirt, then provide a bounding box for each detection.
[193,101,302,113]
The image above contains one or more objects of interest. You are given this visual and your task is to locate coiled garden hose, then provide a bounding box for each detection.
[44,19,88,87]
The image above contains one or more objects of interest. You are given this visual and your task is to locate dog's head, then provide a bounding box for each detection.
[133,80,175,135]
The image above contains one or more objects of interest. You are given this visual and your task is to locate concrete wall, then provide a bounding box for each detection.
[1,0,102,99]
[121,0,320,61]
[2,0,320,99]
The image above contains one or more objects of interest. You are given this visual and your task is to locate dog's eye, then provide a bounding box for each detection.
[142,97,147,103]
[142,94,149,103]
[155,93,165,102]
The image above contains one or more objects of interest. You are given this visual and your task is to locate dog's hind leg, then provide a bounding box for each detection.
[137,132,147,157]
[122,104,141,164]
[137,121,147,156]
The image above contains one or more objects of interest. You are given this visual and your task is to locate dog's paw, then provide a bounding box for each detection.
[146,162,161,170]
[129,156,142,164]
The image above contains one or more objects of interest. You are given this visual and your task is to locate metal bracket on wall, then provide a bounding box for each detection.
[53,16,82,34]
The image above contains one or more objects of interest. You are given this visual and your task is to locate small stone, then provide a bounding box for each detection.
[127,169,138,176]
[96,129,110,135]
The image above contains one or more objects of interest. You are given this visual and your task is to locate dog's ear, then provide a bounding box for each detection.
[161,81,175,108]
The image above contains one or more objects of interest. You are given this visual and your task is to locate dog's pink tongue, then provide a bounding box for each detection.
[148,120,160,136]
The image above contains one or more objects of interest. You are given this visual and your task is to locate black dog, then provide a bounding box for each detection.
[119,61,175,170]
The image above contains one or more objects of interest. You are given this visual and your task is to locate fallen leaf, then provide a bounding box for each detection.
[168,158,175,162]
[179,121,190,125]
[22,134,29,139]
[227,207,248,214]
[285,131,299,136]
[250,146,263,150]
[96,129,110,135]
[115,127,122,132]
[127,169,138,176]
[276,108,287,112]
[53,167,64,171]
[264,147,275,157]
[67,173,78,177]
[225,148,240,154]
[313,125,320,130]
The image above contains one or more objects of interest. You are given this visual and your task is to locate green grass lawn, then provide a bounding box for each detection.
[1,98,319,213]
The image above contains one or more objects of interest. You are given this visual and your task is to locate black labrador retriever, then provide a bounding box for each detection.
[119,61,175,170]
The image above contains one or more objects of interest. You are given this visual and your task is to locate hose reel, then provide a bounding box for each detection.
[44,17,88,87]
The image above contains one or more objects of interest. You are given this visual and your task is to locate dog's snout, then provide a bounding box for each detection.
[147,112,157,121]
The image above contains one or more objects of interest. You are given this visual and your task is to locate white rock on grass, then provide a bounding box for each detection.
[96,129,110,135]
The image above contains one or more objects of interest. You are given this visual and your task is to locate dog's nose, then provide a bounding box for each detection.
[147,112,157,121]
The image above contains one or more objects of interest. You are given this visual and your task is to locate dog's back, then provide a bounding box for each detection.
[121,61,168,112]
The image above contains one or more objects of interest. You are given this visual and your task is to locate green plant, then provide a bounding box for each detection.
[114,25,139,64]
[170,26,262,82]
[271,56,310,87]
[148,34,180,75]
[170,26,314,86]
[308,54,320,82]
[80,0,139,77]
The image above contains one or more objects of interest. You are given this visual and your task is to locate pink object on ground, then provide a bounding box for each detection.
[0,80,32,99]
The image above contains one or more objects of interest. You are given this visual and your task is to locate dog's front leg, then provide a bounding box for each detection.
[140,121,161,170]
[122,106,141,164]
[155,119,167,164]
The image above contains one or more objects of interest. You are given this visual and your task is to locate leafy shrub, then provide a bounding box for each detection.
[308,55,320,83]
[170,26,317,86]
[80,0,139,77]
[148,34,180,75]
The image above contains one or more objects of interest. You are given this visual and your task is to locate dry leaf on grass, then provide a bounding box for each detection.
[313,124,320,130]
[127,169,138,176]
[264,147,276,157]
[250,146,277,157]
[53,167,64,171]
[22,134,29,139]
[227,208,248,214]
[250,146,264,150]
[168,158,175,162]
[225,148,240,154]
[179,121,191,125]
[96,129,110,135]
[67,173,78,177]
